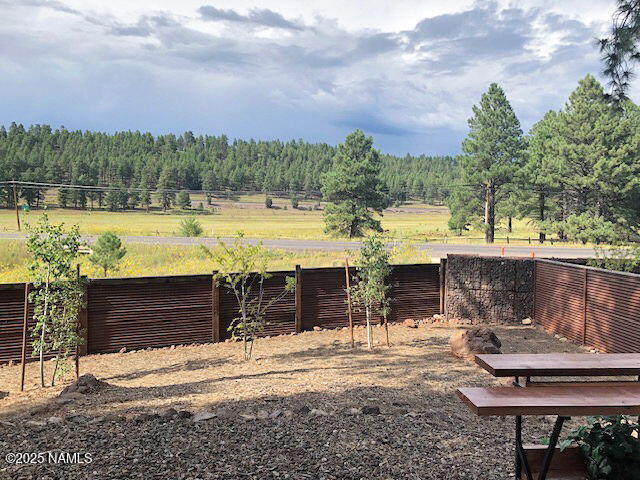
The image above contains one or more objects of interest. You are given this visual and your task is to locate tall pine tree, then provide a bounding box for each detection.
[455,83,524,243]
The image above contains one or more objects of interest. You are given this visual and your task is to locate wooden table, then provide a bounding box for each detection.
[475,353,640,386]
[460,353,640,479]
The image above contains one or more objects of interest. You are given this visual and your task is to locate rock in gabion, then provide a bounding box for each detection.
[445,255,534,324]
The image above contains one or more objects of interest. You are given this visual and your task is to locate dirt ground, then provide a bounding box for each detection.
[0,324,588,480]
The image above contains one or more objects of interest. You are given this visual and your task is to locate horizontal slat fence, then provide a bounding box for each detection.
[219,271,296,339]
[534,259,640,353]
[87,275,213,354]
[0,262,442,363]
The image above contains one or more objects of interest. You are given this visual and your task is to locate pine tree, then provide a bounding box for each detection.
[176,191,191,210]
[88,232,127,276]
[554,75,640,240]
[457,83,524,243]
[321,130,389,238]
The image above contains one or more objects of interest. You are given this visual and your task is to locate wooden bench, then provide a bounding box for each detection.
[457,385,640,480]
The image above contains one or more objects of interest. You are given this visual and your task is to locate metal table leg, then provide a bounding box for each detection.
[514,415,567,480]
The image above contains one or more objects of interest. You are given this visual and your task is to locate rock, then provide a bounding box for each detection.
[0,391,8,400]
[193,411,217,422]
[65,414,88,423]
[310,409,329,416]
[25,420,46,427]
[361,406,381,415]
[402,319,418,328]
[47,416,64,424]
[160,408,178,418]
[521,318,532,326]
[256,410,269,420]
[450,327,502,361]
[295,406,311,415]
[313,326,322,331]
[239,414,256,420]
[269,409,283,419]
[176,410,192,419]
[119,347,127,354]
[347,408,362,415]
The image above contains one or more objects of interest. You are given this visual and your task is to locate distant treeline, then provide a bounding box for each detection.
[0,123,457,209]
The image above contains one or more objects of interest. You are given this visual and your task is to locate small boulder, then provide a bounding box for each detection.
[47,416,64,425]
[402,319,418,328]
[313,326,322,331]
[521,318,532,326]
[118,347,127,354]
[295,406,311,415]
[450,327,502,361]
[270,409,284,419]
[176,410,192,419]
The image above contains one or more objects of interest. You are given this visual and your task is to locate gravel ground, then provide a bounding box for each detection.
[0,324,587,480]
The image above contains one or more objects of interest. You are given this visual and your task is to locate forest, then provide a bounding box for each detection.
[0,124,457,209]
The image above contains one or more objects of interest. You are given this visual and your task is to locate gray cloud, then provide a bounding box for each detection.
[198,5,303,30]
[0,0,612,154]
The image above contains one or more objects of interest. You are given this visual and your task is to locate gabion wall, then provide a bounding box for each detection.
[445,255,534,324]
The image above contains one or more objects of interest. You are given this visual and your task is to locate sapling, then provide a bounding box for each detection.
[26,214,84,386]
[200,235,294,360]
[351,235,392,348]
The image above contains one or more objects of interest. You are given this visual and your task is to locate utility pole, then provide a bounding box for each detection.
[12,181,21,231]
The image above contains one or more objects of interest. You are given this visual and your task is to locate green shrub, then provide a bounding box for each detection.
[179,217,203,237]
[265,196,273,209]
[290,195,299,209]
[562,416,640,479]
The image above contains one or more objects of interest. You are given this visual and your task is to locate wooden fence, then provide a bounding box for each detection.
[534,259,640,353]
[0,262,442,363]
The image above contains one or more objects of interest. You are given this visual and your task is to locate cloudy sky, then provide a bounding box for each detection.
[0,0,623,155]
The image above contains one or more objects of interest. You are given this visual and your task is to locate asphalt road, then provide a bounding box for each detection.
[0,233,596,258]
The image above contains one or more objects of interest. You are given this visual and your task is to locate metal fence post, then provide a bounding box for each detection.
[212,271,220,342]
[582,268,588,346]
[295,265,302,333]
[439,258,447,315]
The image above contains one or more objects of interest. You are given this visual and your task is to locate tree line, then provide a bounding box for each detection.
[0,125,457,210]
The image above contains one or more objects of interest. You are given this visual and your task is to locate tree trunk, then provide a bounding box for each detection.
[365,305,372,349]
[507,216,512,233]
[484,183,495,243]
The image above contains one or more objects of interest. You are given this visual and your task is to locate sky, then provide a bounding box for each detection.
[0,0,625,155]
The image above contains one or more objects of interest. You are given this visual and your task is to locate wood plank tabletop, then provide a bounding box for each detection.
[457,385,640,416]
[475,353,640,377]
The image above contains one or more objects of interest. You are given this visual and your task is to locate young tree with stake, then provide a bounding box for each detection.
[351,235,392,348]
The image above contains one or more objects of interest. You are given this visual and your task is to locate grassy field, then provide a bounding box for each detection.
[0,239,433,283]
[0,197,541,243]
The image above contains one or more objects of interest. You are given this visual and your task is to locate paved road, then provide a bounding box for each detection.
[0,233,595,258]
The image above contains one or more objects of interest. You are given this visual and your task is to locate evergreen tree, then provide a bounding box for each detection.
[522,111,566,242]
[554,75,640,240]
[455,83,524,243]
[176,191,191,210]
[157,166,177,211]
[321,130,389,238]
[88,232,127,276]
